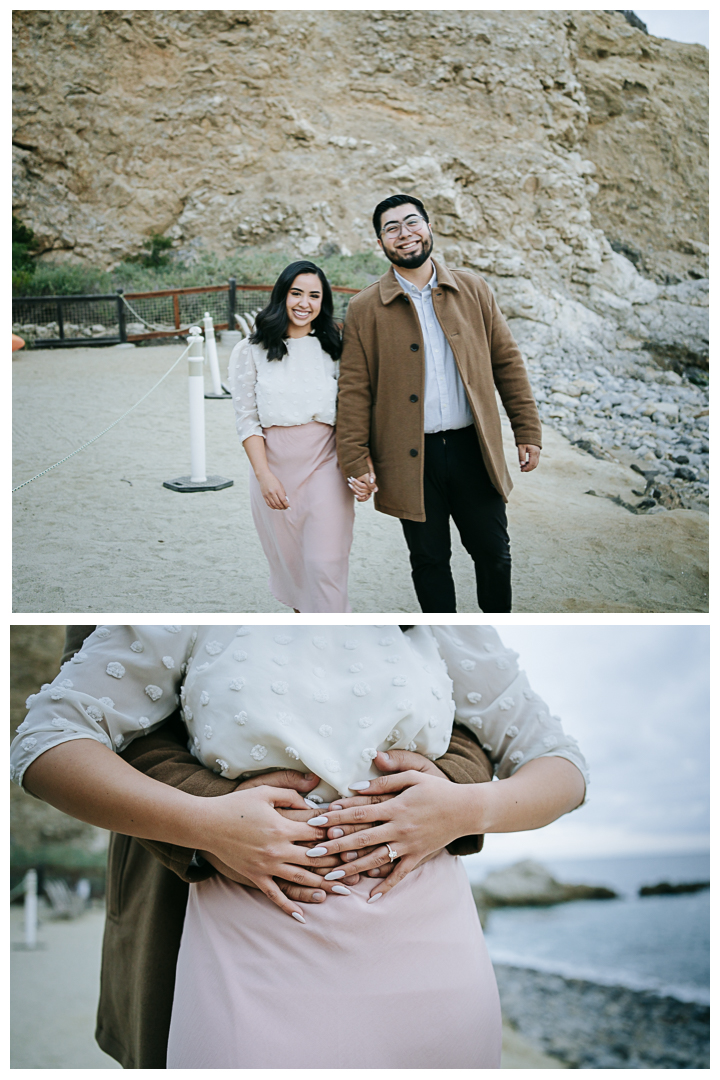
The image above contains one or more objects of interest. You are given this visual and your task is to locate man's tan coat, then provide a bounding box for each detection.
[337,262,542,521]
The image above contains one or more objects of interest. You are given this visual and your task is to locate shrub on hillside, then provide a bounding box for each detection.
[12,242,382,297]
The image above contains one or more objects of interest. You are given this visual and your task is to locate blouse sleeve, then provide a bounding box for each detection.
[430,625,589,799]
[10,625,197,788]
[228,338,263,443]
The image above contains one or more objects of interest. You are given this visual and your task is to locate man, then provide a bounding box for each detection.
[59,627,494,1069]
[337,193,542,613]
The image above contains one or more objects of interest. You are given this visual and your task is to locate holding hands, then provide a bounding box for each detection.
[201,750,463,920]
[306,765,473,903]
[197,783,331,921]
[347,456,379,502]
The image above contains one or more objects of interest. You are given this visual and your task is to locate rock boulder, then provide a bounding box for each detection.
[475,859,618,907]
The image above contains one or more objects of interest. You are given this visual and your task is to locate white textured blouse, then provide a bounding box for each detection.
[11,626,588,805]
[229,335,339,444]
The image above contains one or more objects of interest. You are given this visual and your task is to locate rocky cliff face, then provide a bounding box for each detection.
[12,9,708,475]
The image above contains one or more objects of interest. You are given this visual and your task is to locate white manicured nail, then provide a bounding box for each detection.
[312,891,325,901]
[324,869,346,880]
[349,780,370,790]
[305,847,327,857]
[307,815,328,825]
[291,911,306,923]
[367,893,383,904]
[332,885,351,895]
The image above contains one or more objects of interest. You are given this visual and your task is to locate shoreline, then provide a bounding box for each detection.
[494,962,710,1070]
[490,952,709,1006]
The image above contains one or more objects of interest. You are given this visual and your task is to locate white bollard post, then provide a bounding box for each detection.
[203,312,228,398]
[163,328,234,493]
[188,329,207,482]
[24,869,37,950]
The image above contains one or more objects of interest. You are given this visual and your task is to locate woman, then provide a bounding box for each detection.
[230,262,363,613]
[12,624,587,1069]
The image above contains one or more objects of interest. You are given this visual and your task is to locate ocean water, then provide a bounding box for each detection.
[466,852,710,1004]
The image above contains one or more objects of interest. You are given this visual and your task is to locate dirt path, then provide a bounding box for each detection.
[13,343,707,613]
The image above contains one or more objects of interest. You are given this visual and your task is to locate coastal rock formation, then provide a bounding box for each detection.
[474,859,617,908]
[639,880,709,897]
[12,10,708,493]
[495,963,709,1069]
[12,10,708,283]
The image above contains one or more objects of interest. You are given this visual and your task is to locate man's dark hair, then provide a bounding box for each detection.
[250,259,342,361]
[372,194,429,238]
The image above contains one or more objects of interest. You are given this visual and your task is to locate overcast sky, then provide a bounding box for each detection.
[462,625,709,870]
[633,10,709,48]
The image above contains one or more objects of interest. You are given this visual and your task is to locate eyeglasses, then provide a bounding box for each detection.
[379,214,426,239]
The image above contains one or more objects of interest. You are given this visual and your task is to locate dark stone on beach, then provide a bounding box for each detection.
[495,964,709,1069]
[674,466,697,481]
[639,880,710,897]
[644,481,685,509]
[474,860,618,909]
[572,438,605,459]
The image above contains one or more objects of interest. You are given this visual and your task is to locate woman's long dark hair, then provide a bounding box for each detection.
[250,260,342,361]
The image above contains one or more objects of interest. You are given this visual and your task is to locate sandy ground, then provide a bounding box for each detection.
[13,342,708,613]
[10,902,566,1069]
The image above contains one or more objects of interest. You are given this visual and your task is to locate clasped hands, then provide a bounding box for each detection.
[347,456,378,502]
[348,446,541,499]
[198,749,468,922]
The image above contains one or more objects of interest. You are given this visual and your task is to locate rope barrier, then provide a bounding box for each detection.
[119,292,195,333]
[12,341,193,492]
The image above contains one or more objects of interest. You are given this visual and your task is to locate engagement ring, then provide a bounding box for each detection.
[385,844,399,861]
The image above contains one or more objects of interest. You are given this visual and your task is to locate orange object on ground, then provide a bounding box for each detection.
[12,334,25,351]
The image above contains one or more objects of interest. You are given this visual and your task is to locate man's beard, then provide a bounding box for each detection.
[382,232,433,270]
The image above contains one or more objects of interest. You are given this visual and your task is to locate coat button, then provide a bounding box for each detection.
[410,343,420,352]
[409,394,418,403]
[409,448,418,457]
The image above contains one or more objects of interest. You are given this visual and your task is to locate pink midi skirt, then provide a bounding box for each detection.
[166,851,502,1069]
[249,422,354,613]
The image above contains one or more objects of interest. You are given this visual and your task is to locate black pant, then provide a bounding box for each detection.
[400,427,512,613]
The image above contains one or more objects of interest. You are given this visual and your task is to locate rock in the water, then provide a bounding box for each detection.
[639,880,709,897]
[475,859,617,907]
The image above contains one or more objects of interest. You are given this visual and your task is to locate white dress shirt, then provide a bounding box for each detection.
[394,263,475,433]
[11,625,588,805]
[228,335,339,443]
